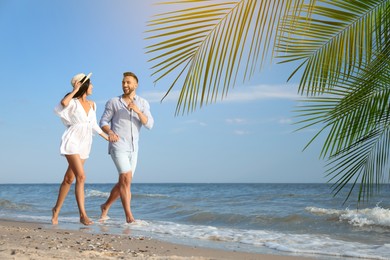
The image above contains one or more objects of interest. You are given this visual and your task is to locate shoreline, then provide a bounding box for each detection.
[0,219,315,259]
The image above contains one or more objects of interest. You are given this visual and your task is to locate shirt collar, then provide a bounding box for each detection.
[119,95,138,101]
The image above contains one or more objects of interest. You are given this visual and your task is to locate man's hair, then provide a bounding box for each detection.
[123,72,138,83]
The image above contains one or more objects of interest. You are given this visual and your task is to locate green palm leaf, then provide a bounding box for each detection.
[145,0,307,114]
[145,0,390,203]
[276,0,390,95]
[295,39,390,203]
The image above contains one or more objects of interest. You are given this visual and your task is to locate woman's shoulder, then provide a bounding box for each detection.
[88,100,96,110]
[66,98,78,106]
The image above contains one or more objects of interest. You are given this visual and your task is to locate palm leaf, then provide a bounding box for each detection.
[145,0,307,114]
[276,0,390,95]
[145,0,390,204]
[294,38,390,203]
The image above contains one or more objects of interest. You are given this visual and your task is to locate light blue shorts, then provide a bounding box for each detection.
[110,151,138,176]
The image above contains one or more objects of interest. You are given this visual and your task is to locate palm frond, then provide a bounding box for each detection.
[276,0,390,95]
[145,0,390,204]
[145,0,307,115]
[294,38,390,203]
[326,125,390,203]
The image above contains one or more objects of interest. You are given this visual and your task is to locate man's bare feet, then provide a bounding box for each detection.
[51,207,59,225]
[80,216,93,226]
[100,204,110,221]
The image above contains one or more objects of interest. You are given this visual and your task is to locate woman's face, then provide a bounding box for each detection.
[86,83,93,95]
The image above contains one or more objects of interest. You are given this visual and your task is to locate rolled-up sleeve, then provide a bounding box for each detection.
[100,100,114,128]
[142,100,154,130]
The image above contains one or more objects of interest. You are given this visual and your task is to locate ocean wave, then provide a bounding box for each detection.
[124,220,390,260]
[0,199,32,210]
[85,189,169,199]
[305,206,345,216]
[306,206,390,228]
[85,189,110,198]
[340,207,390,228]
[163,208,311,228]
[133,193,169,199]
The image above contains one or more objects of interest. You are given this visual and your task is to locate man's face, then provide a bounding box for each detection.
[122,76,138,94]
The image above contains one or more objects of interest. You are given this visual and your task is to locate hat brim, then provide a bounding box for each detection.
[81,72,92,83]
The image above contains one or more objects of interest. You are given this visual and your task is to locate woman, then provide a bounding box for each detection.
[52,72,108,225]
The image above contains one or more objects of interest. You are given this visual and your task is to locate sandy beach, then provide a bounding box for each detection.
[0,219,315,260]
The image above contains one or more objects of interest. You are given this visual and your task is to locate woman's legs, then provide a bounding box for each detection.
[52,167,75,225]
[65,155,92,225]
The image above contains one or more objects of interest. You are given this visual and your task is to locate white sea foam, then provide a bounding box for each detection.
[305,206,344,216]
[119,219,390,260]
[137,193,169,198]
[306,206,390,228]
[84,189,168,199]
[340,207,390,227]
[85,189,110,198]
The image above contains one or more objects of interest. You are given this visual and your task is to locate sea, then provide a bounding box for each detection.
[1,183,390,260]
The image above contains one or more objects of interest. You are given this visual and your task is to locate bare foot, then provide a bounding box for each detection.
[126,213,135,223]
[100,204,110,221]
[80,217,93,226]
[51,207,58,225]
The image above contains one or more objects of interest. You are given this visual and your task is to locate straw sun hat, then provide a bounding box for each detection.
[70,72,92,87]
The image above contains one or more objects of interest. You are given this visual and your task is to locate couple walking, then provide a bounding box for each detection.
[51,72,154,225]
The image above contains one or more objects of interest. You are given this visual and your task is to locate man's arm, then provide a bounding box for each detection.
[100,100,119,142]
[128,99,154,129]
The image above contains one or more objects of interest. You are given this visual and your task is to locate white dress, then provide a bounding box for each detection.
[54,98,103,159]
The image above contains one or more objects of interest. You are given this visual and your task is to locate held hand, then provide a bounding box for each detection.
[108,132,119,142]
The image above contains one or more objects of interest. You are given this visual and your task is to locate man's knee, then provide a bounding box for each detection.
[118,172,132,186]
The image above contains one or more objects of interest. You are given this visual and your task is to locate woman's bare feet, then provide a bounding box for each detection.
[126,213,135,223]
[51,207,59,225]
[99,204,110,221]
[80,216,93,226]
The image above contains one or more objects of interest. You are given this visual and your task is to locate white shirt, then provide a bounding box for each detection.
[55,98,103,159]
[100,95,153,154]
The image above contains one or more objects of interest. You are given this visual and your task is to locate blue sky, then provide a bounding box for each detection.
[0,0,327,184]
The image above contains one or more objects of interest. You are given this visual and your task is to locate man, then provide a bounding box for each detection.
[99,72,154,223]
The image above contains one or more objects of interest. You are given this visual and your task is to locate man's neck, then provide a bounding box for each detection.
[122,92,136,100]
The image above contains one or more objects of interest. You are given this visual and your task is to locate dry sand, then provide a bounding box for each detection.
[0,219,315,259]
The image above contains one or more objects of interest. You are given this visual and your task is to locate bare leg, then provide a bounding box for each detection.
[100,183,120,220]
[52,167,75,225]
[65,155,92,226]
[119,172,135,223]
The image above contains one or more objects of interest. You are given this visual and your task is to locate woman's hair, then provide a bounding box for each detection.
[64,77,90,98]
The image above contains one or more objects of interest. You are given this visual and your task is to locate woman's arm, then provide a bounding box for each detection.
[91,101,109,141]
[99,132,109,141]
[60,82,81,107]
